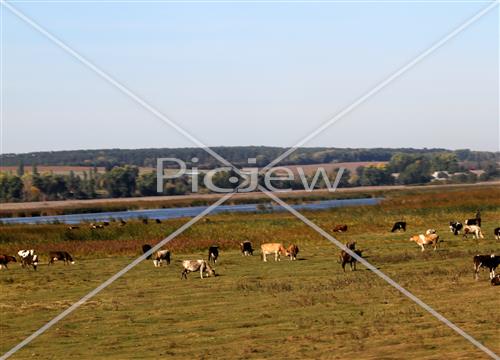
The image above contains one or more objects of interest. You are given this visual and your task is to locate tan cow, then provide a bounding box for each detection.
[463,225,484,240]
[261,243,287,262]
[409,233,439,252]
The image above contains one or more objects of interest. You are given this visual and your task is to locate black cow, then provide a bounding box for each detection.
[208,246,219,264]
[240,241,254,256]
[48,251,75,265]
[142,244,153,260]
[391,221,406,232]
[142,218,149,225]
[473,254,500,280]
[103,221,110,226]
[494,227,500,240]
[155,219,162,224]
[119,219,127,226]
[449,221,463,235]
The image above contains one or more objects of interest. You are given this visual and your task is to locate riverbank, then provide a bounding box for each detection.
[0,181,498,218]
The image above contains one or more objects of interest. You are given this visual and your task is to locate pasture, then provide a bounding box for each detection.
[0,186,499,359]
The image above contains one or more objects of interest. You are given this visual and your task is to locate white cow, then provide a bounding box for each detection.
[181,260,215,279]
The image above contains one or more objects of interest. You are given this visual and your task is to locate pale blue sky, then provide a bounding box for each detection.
[1,1,499,153]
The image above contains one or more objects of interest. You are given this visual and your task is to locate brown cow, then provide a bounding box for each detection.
[409,234,439,252]
[0,255,17,269]
[339,242,362,272]
[333,224,348,232]
[286,244,299,260]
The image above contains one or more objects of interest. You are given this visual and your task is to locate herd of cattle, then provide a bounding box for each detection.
[1,218,499,285]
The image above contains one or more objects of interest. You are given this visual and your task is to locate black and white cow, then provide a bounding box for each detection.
[494,227,500,240]
[48,251,75,265]
[491,274,500,286]
[391,221,406,232]
[473,254,500,280]
[449,221,463,235]
[208,246,219,264]
[240,241,254,256]
[18,249,39,271]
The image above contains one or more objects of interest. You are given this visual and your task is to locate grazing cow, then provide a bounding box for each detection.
[48,251,75,265]
[155,219,162,224]
[0,255,17,269]
[491,275,500,286]
[425,229,436,235]
[67,225,80,230]
[286,244,299,260]
[142,219,149,225]
[119,220,127,226]
[17,249,39,270]
[152,250,171,267]
[409,233,439,252]
[103,221,110,226]
[339,242,363,272]
[494,227,500,240]
[473,254,499,280]
[90,223,104,229]
[208,246,219,264]
[240,241,254,256]
[465,218,478,226]
[261,243,287,262]
[391,221,406,232]
[449,221,463,235]
[142,244,153,260]
[181,260,215,279]
[463,225,484,240]
[333,224,348,233]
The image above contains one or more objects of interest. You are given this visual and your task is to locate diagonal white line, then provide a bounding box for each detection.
[0,192,235,360]
[258,185,500,360]
[4,1,497,4]
[260,0,499,173]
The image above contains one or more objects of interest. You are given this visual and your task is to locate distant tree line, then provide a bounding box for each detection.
[2,146,497,169]
[1,149,498,202]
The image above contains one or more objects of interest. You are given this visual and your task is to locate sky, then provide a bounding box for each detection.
[1,1,499,154]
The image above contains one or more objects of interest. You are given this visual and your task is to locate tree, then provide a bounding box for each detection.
[356,166,394,186]
[398,158,432,184]
[103,166,139,197]
[137,172,158,196]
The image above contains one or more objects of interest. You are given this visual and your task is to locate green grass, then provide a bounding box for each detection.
[0,186,499,359]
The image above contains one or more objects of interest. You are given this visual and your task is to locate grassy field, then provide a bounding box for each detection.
[0,186,499,359]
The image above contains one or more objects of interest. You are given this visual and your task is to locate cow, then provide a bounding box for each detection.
[425,229,436,235]
[491,275,500,286]
[286,244,299,260]
[391,221,406,232]
[208,246,219,264]
[0,255,17,269]
[333,224,348,233]
[48,251,75,265]
[119,220,127,226]
[339,242,363,272]
[67,225,80,230]
[152,250,171,267]
[142,244,153,260]
[473,254,499,280]
[17,249,39,271]
[181,260,215,279]
[240,241,254,256]
[494,227,500,240]
[465,218,478,226]
[142,218,149,225]
[449,221,463,235]
[155,219,162,224]
[90,223,104,229]
[261,243,287,262]
[103,221,110,226]
[463,225,484,240]
[409,233,439,252]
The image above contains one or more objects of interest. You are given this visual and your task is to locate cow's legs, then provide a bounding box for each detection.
[263,253,267,262]
[181,269,189,279]
[420,244,425,252]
